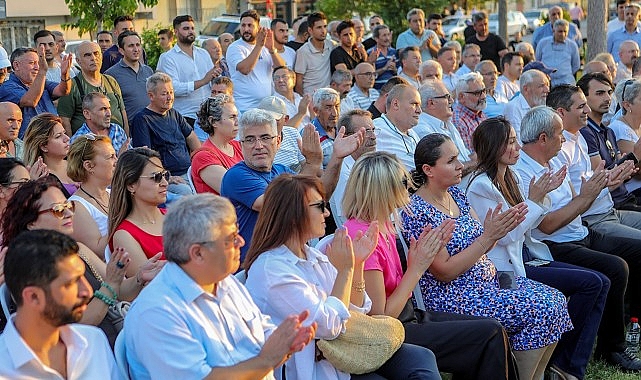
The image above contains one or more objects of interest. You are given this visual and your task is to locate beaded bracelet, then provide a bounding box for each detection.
[101,282,118,299]
[94,290,116,306]
[352,281,366,292]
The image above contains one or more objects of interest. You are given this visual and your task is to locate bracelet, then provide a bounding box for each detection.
[352,281,366,292]
[101,282,118,299]
[94,290,116,306]
[61,77,71,82]
[477,238,489,252]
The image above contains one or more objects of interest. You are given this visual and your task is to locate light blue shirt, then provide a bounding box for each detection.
[535,37,580,86]
[607,26,641,62]
[124,262,277,380]
[484,93,507,118]
[532,22,583,50]
[413,112,471,163]
[396,28,440,61]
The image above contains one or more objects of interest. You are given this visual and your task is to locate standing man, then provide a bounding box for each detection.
[452,72,488,151]
[0,229,119,379]
[330,20,367,74]
[295,11,336,95]
[57,41,128,136]
[347,62,379,110]
[465,11,508,71]
[286,20,308,51]
[271,18,297,69]
[536,20,580,86]
[363,15,383,50]
[396,8,440,62]
[367,24,397,90]
[398,46,422,89]
[227,10,286,113]
[157,29,174,52]
[97,31,113,53]
[533,6,583,50]
[504,69,551,143]
[570,2,584,30]
[437,46,459,94]
[428,13,447,46]
[201,38,230,78]
[34,30,68,83]
[69,92,129,154]
[608,3,641,62]
[105,30,154,125]
[101,15,135,73]
[157,15,217,126]
[0,47,71,138]
[495,51,523,100]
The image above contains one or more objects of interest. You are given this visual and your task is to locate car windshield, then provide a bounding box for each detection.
[524,11,541,17]
[443,18,461,26]
[201,20,237,36]
[489,14,498,21]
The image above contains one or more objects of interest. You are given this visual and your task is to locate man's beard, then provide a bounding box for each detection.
[179,34,195,44]
[43,291,89,326]
[242,33,256,43]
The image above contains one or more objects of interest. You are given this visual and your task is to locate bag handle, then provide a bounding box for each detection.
[393,214,426,311]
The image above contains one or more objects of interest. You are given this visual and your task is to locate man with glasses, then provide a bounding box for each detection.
[221,108,365,258]
[347,62,379,109]
[124,194,316,379]
[452,72,487,151]
[272,66,310,128]
[69,92,129,154]
[373,83,421,171]
[456,43,481,77]
[504,69,550,143]
[476,60,508,118]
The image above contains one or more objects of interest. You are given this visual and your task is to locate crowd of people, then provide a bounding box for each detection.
[3,2,641,379]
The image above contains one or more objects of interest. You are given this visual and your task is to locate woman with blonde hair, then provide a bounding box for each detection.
[67,134,117,259]
[23,113,77,197]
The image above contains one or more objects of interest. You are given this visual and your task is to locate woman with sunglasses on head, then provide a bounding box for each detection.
[109,147,168,278]
[401,133,573,380]
[466,117,609,380]
[609,79,641,196]
[23,113,78,197]
[1,176,164,347]
[244,174,440,380]
[67,134,116,259]
[191,94,243,195]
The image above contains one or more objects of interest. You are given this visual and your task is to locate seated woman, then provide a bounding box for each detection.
[609,79,641,196]
[342,151,517,380]
[109,148,167,278]
[23,113,78,197]
[244,174,440,380]
[401,133,573,380]
[0,158,30,220]
[466,117,609,380]
[67,135,116,259]
[1,177,164,346]
[191,94,243,195]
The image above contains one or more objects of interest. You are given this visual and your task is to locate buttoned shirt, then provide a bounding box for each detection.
[535,37,580,86]
[455,64,472,76]
[374,113,419,171]
[607,26,641,62]
[484,92,508,118]
[504,93,531,143]
[452,102,487,151]
[368,46,397,90]
[495,75,519,101]
[329,155,356,228]
[442,73,459,94]
[398,71,421,89]
[125,262,276,380]
[396,28,440,61]
[346,86,379,110]
[413,112,472,163]
[70,122,130,154]
[514,150,588,243]
[532,22,583,50]
[157,44,213,119]
[0,316,119,379]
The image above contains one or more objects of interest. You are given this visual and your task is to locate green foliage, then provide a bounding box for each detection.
[140,24,169,70]
[63,0,159,37]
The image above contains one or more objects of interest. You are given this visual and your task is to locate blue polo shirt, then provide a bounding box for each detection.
[0,73,58,138]
[104,59,154,123]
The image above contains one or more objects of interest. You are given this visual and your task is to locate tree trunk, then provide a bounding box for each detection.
[498,0,508,42]
[586,0,607,61]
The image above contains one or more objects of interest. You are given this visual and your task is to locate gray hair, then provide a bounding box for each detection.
[553,19,569,29]
[519,69,543,89]
[455,72,484,95]
[462,43,480,56]
[443,40,462,53]
[238,108,277,137]
[475,59,497,72]
[163,194,237,264]
[515,42,534,55]
[615,78,641,115]
[418,80,444,108]
[82,91,109,110]
[312,87,340,108]
[520,106,561,144]
[406,8,425,21]
[331,69,352,85]
[146,72,172,93]
[338,109,372,135]
[197,94,234,135]
[420,60,443,78]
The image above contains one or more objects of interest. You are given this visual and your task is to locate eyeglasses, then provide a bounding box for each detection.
[432,93,452,101]
[364,127,381,136]
[309,201,330,213]
[79,133,98,160]
[140,170,170,183]
[622,79,635,102]
[197,229,243,249]
[357,72,376,77]
[38,201,75,219]
[240,135,277,146]
[464,88,487,97]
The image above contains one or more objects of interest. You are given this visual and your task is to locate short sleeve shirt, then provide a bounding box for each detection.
[0,73,58,138]
[465,33,507,70]
[191,139,243,195]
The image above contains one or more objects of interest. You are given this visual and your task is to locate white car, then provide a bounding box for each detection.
[523,8,549,32]
[197,14,271,45]
[489,11,529,36]
[441,16,471,40]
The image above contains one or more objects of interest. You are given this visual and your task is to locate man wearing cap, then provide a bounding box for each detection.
[535,19,581,86]
[504,69,550,143]
[0,46,10,84]
[257,96,305,171]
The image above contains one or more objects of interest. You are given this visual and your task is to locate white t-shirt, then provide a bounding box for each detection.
[227,39,275,112]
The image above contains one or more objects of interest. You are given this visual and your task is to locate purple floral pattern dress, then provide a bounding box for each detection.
[401,186,572,350]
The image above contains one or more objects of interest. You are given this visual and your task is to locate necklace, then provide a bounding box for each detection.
[79,186,109,214]
[431,192,453,217]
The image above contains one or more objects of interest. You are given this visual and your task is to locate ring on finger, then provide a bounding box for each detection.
[116,261,125,269]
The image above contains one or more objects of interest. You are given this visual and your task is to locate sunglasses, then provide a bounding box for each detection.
[38,201,75,219]
[622,79,635,103]
[79,133,98,160]
[140,170,170,183]
[309,201,330,213]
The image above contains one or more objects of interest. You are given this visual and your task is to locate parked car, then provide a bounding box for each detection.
[441,16,471,40]
[524,8,549,32]
[197,14,271,45]
[488,11,528,36]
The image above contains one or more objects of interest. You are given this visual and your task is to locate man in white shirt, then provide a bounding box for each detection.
[456,43,481,76]
[124,194,316,380]
[437,46,459,94]
[271,18,297,69]
[504,69,550,143]
[347,62,379,109]
[614,40,640,84]
[374,83,421,170]
[295,12,336,95]
[0,230,119,379]
[420,59,443,82]
[157,15,218,125]
[398,46,422,89]
[330,69,356,114]
[272,66,310,129]
[227,10,285,112]
[496,51,523,101]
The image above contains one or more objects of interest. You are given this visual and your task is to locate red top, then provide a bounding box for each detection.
[191,139,244,195]
[110,209,166,259]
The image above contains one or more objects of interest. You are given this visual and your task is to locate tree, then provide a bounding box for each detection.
[63,0,159,38]
[586,0,606,61]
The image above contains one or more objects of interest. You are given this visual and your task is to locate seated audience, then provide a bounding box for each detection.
[69,92,129,154]
[0,158,30,220]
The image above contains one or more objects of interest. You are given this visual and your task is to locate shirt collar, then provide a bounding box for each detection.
[420,111,446,129]
[519,150,548,176]
[276,244,331,266]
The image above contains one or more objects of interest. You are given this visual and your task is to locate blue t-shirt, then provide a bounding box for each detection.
[0,73,58,138]
[220,162,293,261]
[131,107,192,176]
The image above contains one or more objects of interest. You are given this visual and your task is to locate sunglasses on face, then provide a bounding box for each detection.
[309,201,330,213]
[38,201,75,219]
[140,170,170,183]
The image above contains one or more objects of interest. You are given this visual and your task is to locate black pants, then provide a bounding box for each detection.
[545,228,638,355]
[403,308,517,380]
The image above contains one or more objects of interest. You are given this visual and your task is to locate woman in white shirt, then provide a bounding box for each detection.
[466,117,609,380]
[243,174,440,380]
[610,79,641,193]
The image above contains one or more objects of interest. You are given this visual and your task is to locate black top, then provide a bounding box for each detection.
[465,33,507,71]
[285,40,305,51]
[330,46,364,74]
[367,102,382,120]
[363,37,376,51]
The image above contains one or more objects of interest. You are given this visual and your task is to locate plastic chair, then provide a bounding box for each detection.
[186,166,197,194]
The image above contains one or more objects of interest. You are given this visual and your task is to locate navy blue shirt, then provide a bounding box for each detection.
[131,107,192,176]
[0,73,58,138]
[105,59,154,123]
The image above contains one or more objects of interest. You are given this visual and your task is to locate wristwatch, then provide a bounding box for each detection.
[269,48,277,54]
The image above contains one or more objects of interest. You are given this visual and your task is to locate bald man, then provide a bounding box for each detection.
[0,102,24,159]
[583,60,613,82]
[202,38,230,77]
[615,40,640,83]
[347,62,380,109]
[57,41,128,135]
